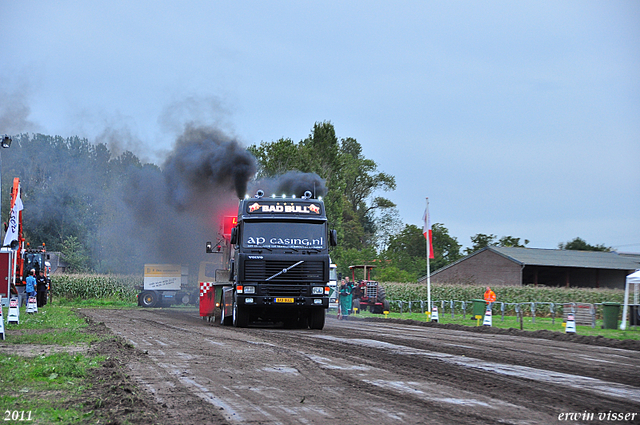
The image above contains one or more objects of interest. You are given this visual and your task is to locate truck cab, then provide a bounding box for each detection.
[219,190,337,329]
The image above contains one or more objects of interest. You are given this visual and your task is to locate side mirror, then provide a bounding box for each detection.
[329,229,337,247]
[230,227,238,245]
[338,272,342,281]
[206,241,213,253]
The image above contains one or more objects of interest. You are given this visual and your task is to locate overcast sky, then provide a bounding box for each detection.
[1,1,638,252]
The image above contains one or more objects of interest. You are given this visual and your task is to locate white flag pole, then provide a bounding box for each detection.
[425,197,431,314]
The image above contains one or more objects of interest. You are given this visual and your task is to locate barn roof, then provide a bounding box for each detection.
[481,247,640,270]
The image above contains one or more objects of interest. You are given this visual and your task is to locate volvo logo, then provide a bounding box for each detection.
[248,255,264,259]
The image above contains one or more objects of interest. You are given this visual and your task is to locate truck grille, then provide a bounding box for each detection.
[262,285,307,296]
[244,260,324,282]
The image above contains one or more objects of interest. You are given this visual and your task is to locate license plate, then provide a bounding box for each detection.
[275,297,294,303]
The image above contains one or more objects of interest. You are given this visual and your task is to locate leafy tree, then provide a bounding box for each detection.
[247,138,299,178]
[248,121,396,250]
[465,233,529,254]
[465,233,498,254]
[1,133,152,273]
[332,247,379,280]
[558,237,610,252]
[431,223,462,270]
[60,235,90,272]
[373,207,403,252]
[498,236,529,248]
[375,266,415,283]
[380,222,462,280]
[383,224,428,280]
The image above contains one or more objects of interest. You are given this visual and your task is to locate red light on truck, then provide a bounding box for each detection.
[223,216,237,236]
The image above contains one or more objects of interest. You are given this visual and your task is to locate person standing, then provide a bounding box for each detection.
[36,270,47,307]
[484,286,496,310]
[339,279,353,320]
[25,269,37,304]
[15,277,27,307]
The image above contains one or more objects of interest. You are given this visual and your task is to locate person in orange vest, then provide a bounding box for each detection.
[484,286,496,309]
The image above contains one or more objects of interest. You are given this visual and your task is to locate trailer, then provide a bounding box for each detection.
[138,264,197,307]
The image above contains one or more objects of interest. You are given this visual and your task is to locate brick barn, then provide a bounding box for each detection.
[422,247,640,289]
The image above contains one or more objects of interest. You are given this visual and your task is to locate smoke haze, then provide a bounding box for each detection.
[116,123,257,266]
[250,171,327,199]
[1,93,329,273]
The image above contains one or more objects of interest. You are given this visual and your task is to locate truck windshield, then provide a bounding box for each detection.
[243,221,325,249]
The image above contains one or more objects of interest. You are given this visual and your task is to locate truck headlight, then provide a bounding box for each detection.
[244,286,256,294]
[245,298,254,304]
[314,299,323,304]
[312,287,324,295]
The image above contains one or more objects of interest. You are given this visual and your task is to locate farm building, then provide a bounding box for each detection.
[422,247,640,290]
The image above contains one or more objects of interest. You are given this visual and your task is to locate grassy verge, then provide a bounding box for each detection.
[54,297,137,309]
[0,305,105,423]
[330,309,640,341]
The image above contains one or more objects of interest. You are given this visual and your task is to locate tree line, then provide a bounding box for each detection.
[1,124,609,278]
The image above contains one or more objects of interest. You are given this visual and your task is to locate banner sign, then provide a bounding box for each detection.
[143,264,182,290]
[246,201,322,215]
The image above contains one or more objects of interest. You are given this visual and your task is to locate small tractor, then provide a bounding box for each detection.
[349,265,390,314]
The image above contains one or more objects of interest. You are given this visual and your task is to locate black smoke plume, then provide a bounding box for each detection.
[4,122,328,273]
[249,171,327,199]
[116,124,257,266]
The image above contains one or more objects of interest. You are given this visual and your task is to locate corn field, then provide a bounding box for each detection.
[383,282,625,316]
[51,274,141,302]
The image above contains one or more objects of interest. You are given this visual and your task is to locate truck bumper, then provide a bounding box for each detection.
[237,295,328,308]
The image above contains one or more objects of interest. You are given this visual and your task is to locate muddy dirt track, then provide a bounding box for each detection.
[82,308,640,425]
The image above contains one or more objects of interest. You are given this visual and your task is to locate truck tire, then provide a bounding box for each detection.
[220,309,232,326]
[309,308,325,330]
[373,286,387,314]
[140,291,158,308]
[233,301,250,328]
[377,286,387,303]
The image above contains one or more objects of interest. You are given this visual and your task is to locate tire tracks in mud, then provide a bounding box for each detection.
[83,308,640,425]
[257,325,640,422]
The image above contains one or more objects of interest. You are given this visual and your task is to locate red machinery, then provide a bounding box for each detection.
[5,178,50,287]
[349,265,390,314]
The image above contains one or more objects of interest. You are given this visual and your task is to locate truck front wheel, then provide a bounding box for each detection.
[233,301,250,328]
[309,308,325,330]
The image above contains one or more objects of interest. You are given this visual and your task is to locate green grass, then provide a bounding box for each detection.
[333,309,640,341]
[0,304,108,423]
[55,297,137,309]
[4,304,99,345]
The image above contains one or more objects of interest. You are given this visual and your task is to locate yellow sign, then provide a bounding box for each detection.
[144,264,181,277]
[143,264,181,290]
[275,298,294,303]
